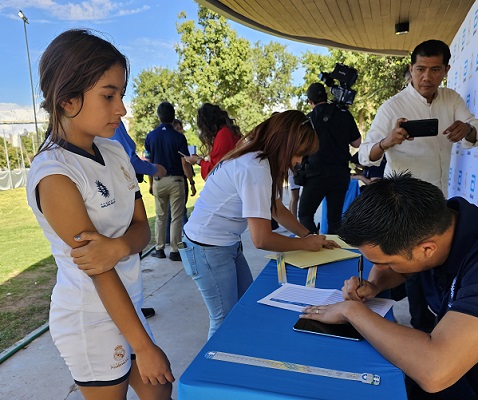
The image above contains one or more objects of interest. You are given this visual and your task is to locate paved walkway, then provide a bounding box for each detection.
[0,193,411,399]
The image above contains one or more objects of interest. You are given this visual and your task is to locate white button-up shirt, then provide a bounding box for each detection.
[358,84,478,197]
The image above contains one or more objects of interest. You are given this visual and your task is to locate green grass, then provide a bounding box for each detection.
[0,166,204,353]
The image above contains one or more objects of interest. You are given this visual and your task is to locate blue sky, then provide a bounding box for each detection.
[0,0,327,110]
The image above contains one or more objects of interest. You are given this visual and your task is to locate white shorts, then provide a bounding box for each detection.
[49,302,155,385]
[288,169,300,191]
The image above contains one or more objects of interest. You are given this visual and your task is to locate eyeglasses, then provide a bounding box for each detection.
[301,116,315,131]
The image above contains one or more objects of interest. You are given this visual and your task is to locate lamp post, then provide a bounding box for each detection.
[18,10,40,150]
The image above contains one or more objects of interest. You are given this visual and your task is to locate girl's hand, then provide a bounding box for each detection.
[135,344,175,385]
[301,234,340,251]
[70,231,127,275]
[184,154,200,165]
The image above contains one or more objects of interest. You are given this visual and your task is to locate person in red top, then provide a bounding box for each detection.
[184,103,241,179]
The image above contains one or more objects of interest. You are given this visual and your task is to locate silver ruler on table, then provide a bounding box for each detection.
[205,351,380,385]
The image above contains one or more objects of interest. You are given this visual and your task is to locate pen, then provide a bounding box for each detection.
[358,255,363,287]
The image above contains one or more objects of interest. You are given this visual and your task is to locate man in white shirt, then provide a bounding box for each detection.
[358,39,478,334]
[359,39,477,198]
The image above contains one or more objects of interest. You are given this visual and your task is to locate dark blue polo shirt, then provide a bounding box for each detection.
[144,123,190,176]
[428,197,478,398]
[435,197,478,321]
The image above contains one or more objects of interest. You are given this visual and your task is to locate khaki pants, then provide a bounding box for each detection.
[153,176,185,252]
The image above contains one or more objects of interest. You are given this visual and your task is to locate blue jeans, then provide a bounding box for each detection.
[179,236,253,339]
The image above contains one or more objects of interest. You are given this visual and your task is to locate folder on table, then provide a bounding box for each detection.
[325,235,357,250]
[266,247,360,269]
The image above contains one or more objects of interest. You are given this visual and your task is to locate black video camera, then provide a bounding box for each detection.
[319,63,358,107]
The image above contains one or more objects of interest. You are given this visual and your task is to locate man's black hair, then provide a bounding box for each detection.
[307,82,327,104]
[411,39,451,66]
[338,172,453,257]
[157,102,175,123]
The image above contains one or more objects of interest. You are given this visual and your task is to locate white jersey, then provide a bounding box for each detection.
[185,151,273,246]
[26,137,143,312]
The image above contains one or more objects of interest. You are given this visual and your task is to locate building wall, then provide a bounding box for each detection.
[448,0,478,205]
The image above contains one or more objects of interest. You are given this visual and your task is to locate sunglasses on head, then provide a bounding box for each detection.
[301,116,315,131]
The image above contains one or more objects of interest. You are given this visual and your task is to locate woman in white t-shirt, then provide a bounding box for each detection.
[181,110,339,338]
[26,29,173,399]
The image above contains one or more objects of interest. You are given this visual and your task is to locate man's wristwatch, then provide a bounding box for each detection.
[466,122,474,135]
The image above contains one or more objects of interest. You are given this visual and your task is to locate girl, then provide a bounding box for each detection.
[26,29,174,400]
[180,110,339,338]
[184,103,241,179]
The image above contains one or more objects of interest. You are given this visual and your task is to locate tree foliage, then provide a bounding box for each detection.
[175,8,253,125]
[131,6,298,147]
[131,67,181,146]
[0,134,35,169]
[247,42,298,122]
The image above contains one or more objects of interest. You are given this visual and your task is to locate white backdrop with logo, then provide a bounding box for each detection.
[448,0,478,205]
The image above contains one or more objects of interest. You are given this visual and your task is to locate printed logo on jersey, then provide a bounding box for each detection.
[110,344,129,370]
[96,180,116,208]
[209,160,224,177]
[121,166,136,191]
[96,180,110,198]
[447,276,457,309]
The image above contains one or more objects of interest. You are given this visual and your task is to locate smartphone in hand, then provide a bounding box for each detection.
[399,118,438,137]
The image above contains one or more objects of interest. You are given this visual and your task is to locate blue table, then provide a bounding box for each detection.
[178,256,407,399]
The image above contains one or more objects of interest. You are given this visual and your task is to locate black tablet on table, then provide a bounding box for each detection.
[293,318,363,341]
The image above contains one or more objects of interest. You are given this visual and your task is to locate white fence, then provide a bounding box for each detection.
[0,169,28,190]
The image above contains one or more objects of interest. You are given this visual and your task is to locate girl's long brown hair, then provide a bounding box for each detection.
[37,29,129,154]
[196,103,241,155]
[222,110,318,212]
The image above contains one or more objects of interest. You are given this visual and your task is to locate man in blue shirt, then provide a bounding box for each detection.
[145,102,194,261]
[112,121,166,180]
[301,172,478,399]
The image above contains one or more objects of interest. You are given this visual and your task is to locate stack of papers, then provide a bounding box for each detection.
[258,283,395,317]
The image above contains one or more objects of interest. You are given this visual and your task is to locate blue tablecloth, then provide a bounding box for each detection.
[321,179,361,234]
[178,256,407,399]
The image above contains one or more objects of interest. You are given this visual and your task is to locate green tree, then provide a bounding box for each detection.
[243,42,298,129]
[130,67,182,146]
[299,49,409,134]
[131,6,299,142]
[175,7,253,130]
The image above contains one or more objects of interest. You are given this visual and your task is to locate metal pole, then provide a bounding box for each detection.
[19,134,25,170]
[11,134,19,168]
[2,133,13,190]
[18,10,40,150]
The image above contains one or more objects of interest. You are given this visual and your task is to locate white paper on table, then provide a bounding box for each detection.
[258,283,395,317]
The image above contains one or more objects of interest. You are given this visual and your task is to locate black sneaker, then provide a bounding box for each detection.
[141,307,155,319]
[151,249,166,258]
[169,251,181,261]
